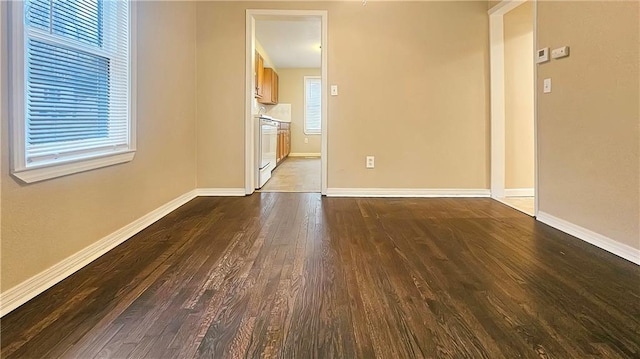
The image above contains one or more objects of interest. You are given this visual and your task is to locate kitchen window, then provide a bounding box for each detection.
[10,0,136,183]
[304,76,321,135]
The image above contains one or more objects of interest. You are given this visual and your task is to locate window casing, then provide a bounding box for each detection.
[10,0,136,183]
[304,76,321,135]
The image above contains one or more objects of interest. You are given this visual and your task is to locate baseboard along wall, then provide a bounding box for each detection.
[325,188,491,198]
[536,211,640,265]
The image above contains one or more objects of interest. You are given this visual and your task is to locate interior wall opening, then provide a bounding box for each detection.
[245,11,328,195]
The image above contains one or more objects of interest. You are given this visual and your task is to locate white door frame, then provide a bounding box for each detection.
[489,0,538,216]
[245,9,328,195]
[0,1,4,237]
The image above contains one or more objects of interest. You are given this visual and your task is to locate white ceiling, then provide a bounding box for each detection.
[256,19,321,69]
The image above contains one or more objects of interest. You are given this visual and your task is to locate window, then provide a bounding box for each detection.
[10,0,135,183]
[304,76,321,135]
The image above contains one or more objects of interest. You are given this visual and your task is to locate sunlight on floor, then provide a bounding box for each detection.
[498,197,535,216]
[259,157,321,192]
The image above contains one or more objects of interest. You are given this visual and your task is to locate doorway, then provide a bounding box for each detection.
[245,10,328,195]
[489,0,537,216]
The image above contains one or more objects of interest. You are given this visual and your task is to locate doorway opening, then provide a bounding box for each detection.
[489,0,537,216]
[245,10,328,195]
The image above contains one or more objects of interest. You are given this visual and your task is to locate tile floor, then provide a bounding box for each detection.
[259,157,321,193]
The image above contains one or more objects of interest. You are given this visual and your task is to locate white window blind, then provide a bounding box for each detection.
[11,0,134,182]
[304,76,321,135]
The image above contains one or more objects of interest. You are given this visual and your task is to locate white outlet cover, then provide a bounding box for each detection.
[366,156,375,168]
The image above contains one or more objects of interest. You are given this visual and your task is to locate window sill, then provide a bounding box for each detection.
[12,151,136,184]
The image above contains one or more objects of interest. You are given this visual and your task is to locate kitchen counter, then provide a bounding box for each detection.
[254,114,290,123]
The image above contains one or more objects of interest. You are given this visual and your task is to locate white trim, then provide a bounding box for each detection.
[537,211,640,265]
[488,0,527,15]
[9,0,26,174]
[195,188,247,197]
[0,189,199,317]
[504,188,534,197]
[489,0,538,215]
[320,12,328,195]
[1,0,4,251]
[129,1,138,156]
[244,12,255,195]
[489,10,506,199]
[245,10,328,196]
[532,0,539,216]
[289,152,320,157]
[325,188,491,198]
[12,151,135,183]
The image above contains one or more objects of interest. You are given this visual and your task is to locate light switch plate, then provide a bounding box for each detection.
[543,78,552,93]
[331,85,338,96]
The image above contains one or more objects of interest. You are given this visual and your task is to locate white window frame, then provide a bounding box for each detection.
[9,1,137,183]
[303,76,321,135]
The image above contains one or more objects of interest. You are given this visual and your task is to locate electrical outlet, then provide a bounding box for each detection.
[366,156,375,169]
[304,138,309,144]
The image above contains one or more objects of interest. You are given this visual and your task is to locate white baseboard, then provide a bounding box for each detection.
[504,188,534,197]
[325,188,491,198]
[288,152,320,157]
[0,189,199,317]
[536,211,640,265]
[195,188,246,196]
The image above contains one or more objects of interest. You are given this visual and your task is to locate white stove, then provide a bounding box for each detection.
[256,116,277,188]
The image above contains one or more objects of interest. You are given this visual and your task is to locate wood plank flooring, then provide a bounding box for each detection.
[1,193,639,358]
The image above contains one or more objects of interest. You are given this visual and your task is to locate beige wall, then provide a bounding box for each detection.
[0,1,198,291]
[277,68,322,154]
[537,1,640,249]
[504,1,534,189]
[196,1,490,189]
[196,4,245,188]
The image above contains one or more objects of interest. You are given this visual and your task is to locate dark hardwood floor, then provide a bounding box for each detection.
[1,193,639,358]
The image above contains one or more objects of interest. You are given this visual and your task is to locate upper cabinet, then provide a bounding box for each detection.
[258,68,279,105]
[255,51,264,99]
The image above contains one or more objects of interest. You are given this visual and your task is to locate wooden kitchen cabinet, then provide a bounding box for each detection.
[277,131,284,164]
[258,68,279,105]
[255,51,264,99]
[275,122,291,166]
[284,123,290,157]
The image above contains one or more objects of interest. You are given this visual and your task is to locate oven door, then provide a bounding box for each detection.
[260,121,277,170]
